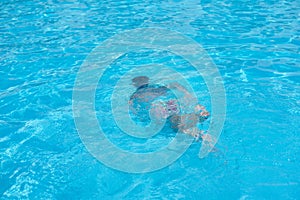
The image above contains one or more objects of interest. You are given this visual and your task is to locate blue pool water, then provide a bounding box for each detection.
[1,0,300,199]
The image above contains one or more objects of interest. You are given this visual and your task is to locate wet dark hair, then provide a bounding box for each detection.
[132,76,149,84]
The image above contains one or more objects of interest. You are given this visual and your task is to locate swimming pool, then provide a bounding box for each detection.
[1,0,299,199]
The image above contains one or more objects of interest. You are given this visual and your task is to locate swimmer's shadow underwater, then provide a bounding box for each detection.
[128,76,215,153]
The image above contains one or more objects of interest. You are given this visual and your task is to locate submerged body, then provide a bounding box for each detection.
[129,76,213,143]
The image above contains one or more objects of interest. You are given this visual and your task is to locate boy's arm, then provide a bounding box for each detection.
[167,82,191,97]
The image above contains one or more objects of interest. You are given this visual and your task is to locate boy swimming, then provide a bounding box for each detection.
[129,76,214,144]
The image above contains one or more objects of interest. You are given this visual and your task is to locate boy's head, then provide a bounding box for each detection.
[132,76,149,88]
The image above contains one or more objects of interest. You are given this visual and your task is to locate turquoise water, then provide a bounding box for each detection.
[1,0,300,199]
